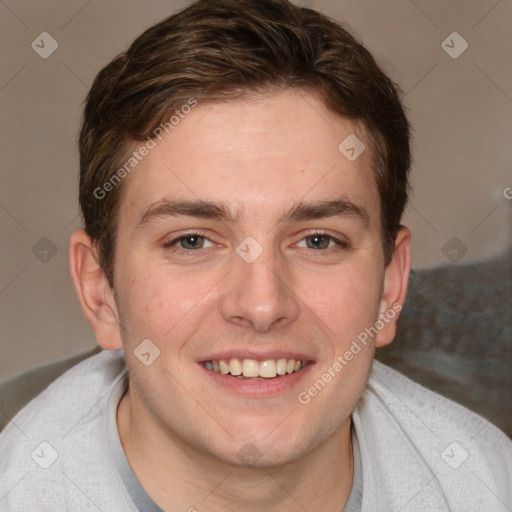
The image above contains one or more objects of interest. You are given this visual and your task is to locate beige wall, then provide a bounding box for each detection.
[1,0,511,381]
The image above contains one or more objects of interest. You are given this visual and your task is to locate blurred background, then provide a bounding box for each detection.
[0,0,510,431]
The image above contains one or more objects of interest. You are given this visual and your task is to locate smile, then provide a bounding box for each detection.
[202,358,309,380]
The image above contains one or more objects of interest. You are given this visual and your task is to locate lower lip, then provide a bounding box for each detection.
[199,363,315,398]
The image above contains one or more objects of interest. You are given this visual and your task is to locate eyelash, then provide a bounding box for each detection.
[162,230,350,256]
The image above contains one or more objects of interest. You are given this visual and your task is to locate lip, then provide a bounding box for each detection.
[199,360,315,398]
[197,349,315,363]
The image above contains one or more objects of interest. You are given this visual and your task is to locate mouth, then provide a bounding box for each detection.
[202,357,309,380]
[197,348,316,397]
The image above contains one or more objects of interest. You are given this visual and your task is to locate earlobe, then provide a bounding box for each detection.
[68,229,123,350]
[375,227,411,348]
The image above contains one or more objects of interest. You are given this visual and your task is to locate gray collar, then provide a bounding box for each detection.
[107,375,163,512]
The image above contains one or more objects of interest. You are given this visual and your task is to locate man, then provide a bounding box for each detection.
[1,0,510,510]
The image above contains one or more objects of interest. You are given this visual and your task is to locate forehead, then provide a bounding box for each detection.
[118,89,380,229]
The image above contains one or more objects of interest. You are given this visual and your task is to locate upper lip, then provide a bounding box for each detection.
[198,349,316,363]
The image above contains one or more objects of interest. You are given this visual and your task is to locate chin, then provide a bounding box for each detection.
[202,416,331,470]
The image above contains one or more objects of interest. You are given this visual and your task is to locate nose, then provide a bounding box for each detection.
[220,243,300,333]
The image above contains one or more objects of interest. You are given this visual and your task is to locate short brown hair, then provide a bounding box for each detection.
[79,0,411,288]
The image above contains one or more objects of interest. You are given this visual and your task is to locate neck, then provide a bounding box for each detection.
[117,386,354,512]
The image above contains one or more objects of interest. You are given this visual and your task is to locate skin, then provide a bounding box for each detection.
[69,89,411,512]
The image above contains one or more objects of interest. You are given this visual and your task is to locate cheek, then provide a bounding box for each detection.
[299,262,382,339]
[116,260,217,342]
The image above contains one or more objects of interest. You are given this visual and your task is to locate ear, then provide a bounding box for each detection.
[68,229,123,350]
[374,226,411,348]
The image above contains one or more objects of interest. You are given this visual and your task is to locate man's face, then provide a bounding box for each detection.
[112,89,389,466]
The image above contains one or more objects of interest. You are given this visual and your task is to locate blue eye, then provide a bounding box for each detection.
[298,232,349,251]
[176,234,205,250]
[162,230,349,257]
[304,233,335,249]
[162,232,214,253]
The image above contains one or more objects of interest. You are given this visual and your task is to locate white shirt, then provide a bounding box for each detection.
[0,349,510,511]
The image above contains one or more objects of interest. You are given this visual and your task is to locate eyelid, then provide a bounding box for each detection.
[296,229,350,249]
[162,229,350,253]
[162,230,215,249]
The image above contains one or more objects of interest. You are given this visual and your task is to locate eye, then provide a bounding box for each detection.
[297,231,349,251]
[161,230,349,257]
[162,232,215,252]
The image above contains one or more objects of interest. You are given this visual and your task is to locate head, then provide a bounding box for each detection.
[70,0,411,468]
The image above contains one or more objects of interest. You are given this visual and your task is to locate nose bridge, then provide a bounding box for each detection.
[220,237,299,332]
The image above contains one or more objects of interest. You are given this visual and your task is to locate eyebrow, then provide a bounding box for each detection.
[136,197,370,229]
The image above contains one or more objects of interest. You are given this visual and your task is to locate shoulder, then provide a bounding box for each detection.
[368,360,511,445]
[353,360,512,510]
[0,349,134,511]
[1,349,127,439]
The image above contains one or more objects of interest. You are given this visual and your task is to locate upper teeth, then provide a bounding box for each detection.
[204,358,306,378]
